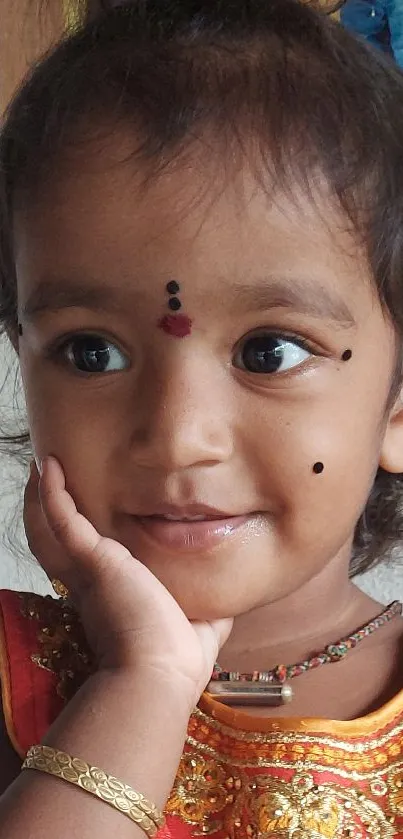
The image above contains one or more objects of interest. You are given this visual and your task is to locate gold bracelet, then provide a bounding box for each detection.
[22,745,165,837]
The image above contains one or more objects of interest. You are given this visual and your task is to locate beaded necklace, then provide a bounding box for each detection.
[207,600,402,707]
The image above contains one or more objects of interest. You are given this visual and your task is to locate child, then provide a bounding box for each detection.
[0,0,402,836]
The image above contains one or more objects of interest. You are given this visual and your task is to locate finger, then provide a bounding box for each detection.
[211,617,234,651]
[24,460,70,581]
[24,460,53,551]
[24,461,40,508]
[39,456,133,575]
[191,617,234,670]
[30,460,40,480]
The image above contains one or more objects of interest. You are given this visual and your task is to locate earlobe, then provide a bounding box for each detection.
[379,390,403,473]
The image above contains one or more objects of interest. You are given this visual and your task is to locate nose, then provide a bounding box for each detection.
[129,351,233,472]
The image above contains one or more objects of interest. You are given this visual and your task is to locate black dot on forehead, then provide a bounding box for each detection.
[341,349,352,361]
[168,297,181,311]
[166,280,180,295]
[313,462,324,474]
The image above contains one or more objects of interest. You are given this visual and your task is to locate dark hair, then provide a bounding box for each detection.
[1,0,403,574]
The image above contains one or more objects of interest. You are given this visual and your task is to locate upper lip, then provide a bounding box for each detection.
[136,503,239,519]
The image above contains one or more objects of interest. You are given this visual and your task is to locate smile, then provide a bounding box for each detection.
[133,513,251,552]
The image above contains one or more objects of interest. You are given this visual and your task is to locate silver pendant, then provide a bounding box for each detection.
[206,680,293,706]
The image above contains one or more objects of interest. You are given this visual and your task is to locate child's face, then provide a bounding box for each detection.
[13,140,403,620]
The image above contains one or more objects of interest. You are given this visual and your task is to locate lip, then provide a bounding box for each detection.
[134,514,251,552]
[138,503,237,519]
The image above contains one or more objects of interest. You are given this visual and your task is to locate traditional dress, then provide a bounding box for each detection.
[0,589,402,838]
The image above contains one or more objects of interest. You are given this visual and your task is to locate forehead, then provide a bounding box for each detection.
[14,137,375,315]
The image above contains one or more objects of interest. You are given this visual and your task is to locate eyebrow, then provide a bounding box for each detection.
[230,277,356,327]
[22,280,123,320]
[21,274,356,328]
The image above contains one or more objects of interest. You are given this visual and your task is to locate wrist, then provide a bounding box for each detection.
[96,659,200,713]
[42,663,195,811]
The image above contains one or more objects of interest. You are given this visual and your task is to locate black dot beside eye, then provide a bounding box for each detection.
[166,280,180,295]
[168,297,181,311]
[341,349,352,361]
[18,323,23,336]
[313,462,324,474]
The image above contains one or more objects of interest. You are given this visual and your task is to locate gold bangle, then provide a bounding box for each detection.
[22,746,165,837]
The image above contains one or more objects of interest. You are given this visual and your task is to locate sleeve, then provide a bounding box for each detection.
[0,590,66,758]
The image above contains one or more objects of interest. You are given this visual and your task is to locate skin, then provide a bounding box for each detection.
[12,137,403,719]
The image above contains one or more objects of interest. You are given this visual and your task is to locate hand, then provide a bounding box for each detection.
[24,458,233,705]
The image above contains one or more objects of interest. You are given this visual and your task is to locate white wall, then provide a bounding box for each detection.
[0,336,401,602]
[0,337,52,594]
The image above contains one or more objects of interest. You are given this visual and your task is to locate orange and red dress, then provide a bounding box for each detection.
[0,589,402,838]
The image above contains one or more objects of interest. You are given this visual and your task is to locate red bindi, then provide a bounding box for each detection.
[157,281,193,337]
[157,314,193,337]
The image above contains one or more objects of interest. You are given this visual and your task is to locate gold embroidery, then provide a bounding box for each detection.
[185,708,403,783]
[186,733,402,783]
[168,755,230,825]
[166,707,403,836]
[252,773,394,839]
[191,707,403,756]
[20,593,95,701]
[389,768,403,816]
[166,759,397,838]
[22,594,403,837]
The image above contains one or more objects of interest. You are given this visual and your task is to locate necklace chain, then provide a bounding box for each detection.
[213,600,402,685]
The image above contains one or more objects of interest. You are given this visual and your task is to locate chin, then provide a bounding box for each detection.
[160,578,267,622]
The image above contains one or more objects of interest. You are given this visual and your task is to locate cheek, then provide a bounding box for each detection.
[19,358,122,527]
[251,387,383,540]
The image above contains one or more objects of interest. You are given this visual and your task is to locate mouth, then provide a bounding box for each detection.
[131,511,253,552]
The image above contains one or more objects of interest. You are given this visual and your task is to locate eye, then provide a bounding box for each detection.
[233,332,312,375]
[62,334,129,374]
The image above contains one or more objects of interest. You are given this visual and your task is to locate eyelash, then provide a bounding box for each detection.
[45,331,129,369]
[235,328,320,356]
[257,332,316,354]
[44,328,322,377]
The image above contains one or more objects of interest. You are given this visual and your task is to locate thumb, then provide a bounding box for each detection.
[209,616,234,651]
[190,616,234,695]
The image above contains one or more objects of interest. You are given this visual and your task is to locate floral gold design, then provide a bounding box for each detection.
[167,758,398,838]
[20,593,95,701]
[167,756,229,825]
[254,773,342,837]
[253,773,396,838]
[389,768,403,816]
[22,593,403,837]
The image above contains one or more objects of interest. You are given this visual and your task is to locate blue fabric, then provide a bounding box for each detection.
[386,0,403,67]
[340,0,403,66]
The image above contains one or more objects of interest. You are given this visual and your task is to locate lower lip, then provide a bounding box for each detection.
[135,515,250,551]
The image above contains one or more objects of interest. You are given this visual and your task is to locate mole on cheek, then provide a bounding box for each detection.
[341,349,352,361]
[313,462,324,474]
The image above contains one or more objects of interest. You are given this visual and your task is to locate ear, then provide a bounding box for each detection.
[379,386,403,473]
